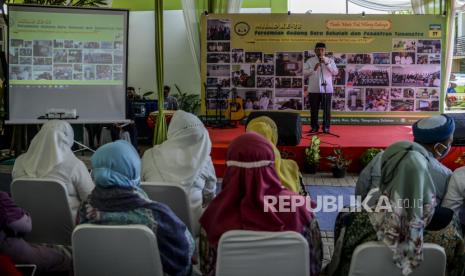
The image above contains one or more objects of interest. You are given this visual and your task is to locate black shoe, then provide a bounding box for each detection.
[323,128,330,133]
[310,128,319,133]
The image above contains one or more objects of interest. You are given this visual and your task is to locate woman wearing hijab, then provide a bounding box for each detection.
[246,116,303,194]
[327,141,465,276]
[142,110,217,235]
[12,120,94,220]
[78,140,195,276]
[199,133,322,276]
[0,191,71,273]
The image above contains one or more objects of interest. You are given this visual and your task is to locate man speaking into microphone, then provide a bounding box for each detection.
[304,42,339,133]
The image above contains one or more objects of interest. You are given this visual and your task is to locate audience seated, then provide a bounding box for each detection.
[164,85,179,110]
[142,110,217,235]
[0,191,71,273]
[12,120,94,220]
[199,133,322,276]
[356,114,454,203]
[246,116,304,194]
[327,141,464,276]
[77,140,195,276]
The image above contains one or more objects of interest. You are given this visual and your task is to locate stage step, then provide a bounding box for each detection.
[211,145,228,161]
[212,159,226,177]
[209,125,417,178]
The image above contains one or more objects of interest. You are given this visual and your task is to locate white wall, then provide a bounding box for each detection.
[289,0,388,14]
[163,10,201,95]
[128,11,156,96]
[127,11,200,98]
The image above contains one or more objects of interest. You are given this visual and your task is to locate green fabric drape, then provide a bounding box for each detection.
[441,0,455,113]
[153,0,167,145]
[208,0,228,13]
[196,0,208,33]
[194,0,227,33]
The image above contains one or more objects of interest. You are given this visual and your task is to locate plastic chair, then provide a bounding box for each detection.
[72,224,163,276]
[11,178,74,246]
[216,230,309,276]
[348,241,446,276]
[141,182,193,233]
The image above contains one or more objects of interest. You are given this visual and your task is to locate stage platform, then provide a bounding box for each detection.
[208,124,465,177]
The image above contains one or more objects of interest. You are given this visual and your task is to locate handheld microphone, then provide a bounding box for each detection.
[318,55,327,86]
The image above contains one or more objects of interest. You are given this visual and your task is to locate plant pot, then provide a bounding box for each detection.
[303,163,319,174]
[332,167,346,178]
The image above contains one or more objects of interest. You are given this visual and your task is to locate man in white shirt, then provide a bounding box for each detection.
[303,42,338,133]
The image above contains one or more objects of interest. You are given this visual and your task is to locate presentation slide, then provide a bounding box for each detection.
[7,5,128,123]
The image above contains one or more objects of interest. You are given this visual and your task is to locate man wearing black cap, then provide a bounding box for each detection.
[303,42,339,133]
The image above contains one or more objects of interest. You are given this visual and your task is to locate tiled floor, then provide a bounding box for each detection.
[303,172,358,187]
[303,173,358,268]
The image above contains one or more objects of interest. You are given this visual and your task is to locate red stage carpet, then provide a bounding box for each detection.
[208,125,465,177]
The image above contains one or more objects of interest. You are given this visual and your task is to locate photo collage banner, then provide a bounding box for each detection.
[201,14,446,124]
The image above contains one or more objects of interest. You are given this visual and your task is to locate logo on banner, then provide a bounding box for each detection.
[429,24,442,38]
[234,22,250,36]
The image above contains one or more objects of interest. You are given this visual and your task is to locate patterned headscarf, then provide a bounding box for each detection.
[368,141,436,275]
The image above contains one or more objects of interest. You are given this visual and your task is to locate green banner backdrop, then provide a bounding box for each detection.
[201,14,446,125]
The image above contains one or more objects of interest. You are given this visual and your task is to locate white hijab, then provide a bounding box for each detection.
[147,110,211,184]
[21,120,74,177]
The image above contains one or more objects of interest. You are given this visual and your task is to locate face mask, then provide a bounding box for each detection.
[434,142,451,159]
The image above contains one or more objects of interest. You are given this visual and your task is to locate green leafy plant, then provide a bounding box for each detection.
[1,0,108,21]
[359,148,383,168]
[305,135,320,166]
[327,148,352,169]
[173,84,201,114]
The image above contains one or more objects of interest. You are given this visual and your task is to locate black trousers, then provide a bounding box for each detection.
[309,93,332,130]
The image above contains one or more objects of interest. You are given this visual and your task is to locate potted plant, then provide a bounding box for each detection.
[359,148,383,168]
[173,84,201,114]
[327,148,352,178]
[304,136,320,174]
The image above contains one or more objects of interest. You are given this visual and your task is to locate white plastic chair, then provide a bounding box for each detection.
[141,182,194,233]
[348,241,446,276]
[11,178,74,246]
[72,224,164,276]
[216,230,309,276]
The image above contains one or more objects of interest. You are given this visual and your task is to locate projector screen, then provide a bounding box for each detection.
[7,5,129,124]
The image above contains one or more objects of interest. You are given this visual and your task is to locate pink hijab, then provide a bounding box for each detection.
[200,133,312,245]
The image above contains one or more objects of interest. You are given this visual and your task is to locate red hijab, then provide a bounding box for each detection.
[199,133,312,245]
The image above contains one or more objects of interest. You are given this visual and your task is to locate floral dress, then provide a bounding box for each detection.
[199,219,323,276]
